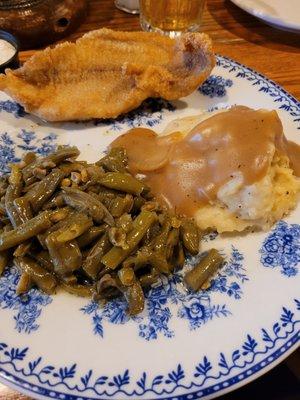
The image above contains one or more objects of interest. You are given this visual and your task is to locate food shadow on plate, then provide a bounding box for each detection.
[12,97,187,132]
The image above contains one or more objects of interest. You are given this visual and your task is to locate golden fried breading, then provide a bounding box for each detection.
[0,29,215,122]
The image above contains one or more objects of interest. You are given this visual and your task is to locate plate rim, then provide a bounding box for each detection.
[0,330,298,400]
[0,53,299,400]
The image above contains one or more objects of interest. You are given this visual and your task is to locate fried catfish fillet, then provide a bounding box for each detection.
[0,29,215,122]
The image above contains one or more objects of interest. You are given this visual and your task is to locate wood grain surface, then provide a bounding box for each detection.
[1,0,300,399]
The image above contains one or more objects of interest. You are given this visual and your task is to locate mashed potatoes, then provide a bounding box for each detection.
[163,111,300,233]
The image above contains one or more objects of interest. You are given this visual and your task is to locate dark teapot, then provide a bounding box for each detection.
[0,0,88,49]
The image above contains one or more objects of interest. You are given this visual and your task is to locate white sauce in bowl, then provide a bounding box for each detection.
[0,39,16,65]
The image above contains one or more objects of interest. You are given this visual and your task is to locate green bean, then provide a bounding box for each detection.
[95,273,121,300]
[184,249,224,291]
[58,161,86,175]
[0,176,8,198]
[141,201,161,212]
[13,197,33,257]
[0,203,6,216]
[124,246,171,275]
[32,250,54,272]
[46,239,82,275]
[8,164,22,187]
[50,213,93,243]
[82,233,111,280]
[152,219,171,252]
[146,252,171,274]
[118,267,135,286]
[0,210,53,251]
[123,250,149,270]
[99,172,149,196]
[96,265,112,280]
[140,218,176,274]
[0,250,9,275]
[102,210,157,270]
[25,169,64,212]
[14,241,32,257]
[83,183,103,194]
[116,214,132,233]
[0,145,211,314]
[166,228,180,261]
[22,152,36,166]
[44,213,91,265]
[142,222,160,246]
[14,256,57,294]
[3,224,13,232]
[131,196,146,213]
[62,274,77,285]
[97,147,128,172]
[108,226,128,249]
[62,187,114,226]
[139,268,159,287]
[77,226,106,248]
[78,165,105,189]
[174,242,185,269]
[85,164,105,179]
[22,146,80,181]
[5,165,23,228]
[180,219,201,255]
[16,272,33,295]
[122,280,145,316]
[49,207,71,223]
[14,197,33,223]
[60,281,94,297]
[38,209,76,248]
[23,175,37,188]
[42,193,65,210]
[109,195,133,217]
[95,187,117,203]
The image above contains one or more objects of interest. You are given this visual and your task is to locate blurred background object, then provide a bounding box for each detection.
[0,0,88,49]
[139,0,206,36]
[0,30,19,72]
[230,0,300,33]
[115,0,139,14]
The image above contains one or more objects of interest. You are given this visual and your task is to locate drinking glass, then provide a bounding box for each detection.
[139,0,206,37]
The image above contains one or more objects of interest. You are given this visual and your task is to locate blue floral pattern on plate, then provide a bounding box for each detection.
[0,128,57,174]
[0,299,298,399]
[0,100,25,119]
[0,267,52,334]
[260,221,300,277]
[216,56,300,128]
[81,246,247,340]
[199,75,233,98]
[95,98,176,131]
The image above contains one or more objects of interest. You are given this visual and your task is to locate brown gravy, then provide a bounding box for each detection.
[111,107,300,217]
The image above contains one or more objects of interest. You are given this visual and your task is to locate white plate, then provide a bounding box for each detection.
[230,0,300,33]
[0,55,299,400]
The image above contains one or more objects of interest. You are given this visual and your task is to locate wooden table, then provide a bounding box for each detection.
[1,0,300,399]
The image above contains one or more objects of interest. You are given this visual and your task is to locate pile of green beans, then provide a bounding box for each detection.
[0,146,223,315]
